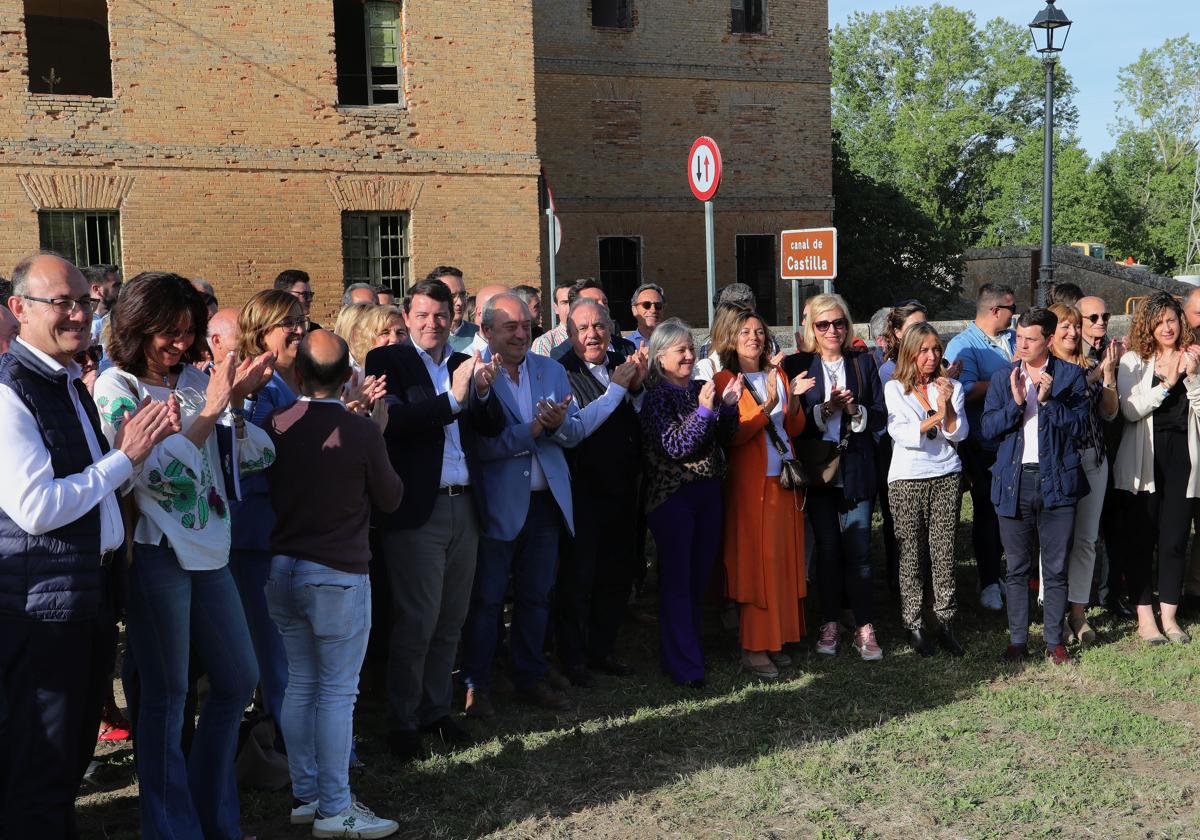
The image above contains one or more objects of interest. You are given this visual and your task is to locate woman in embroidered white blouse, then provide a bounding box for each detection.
[94,272,275,840]
[884,323,968,657]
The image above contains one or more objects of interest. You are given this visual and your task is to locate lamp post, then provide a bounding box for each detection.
[1029,0,1072,306]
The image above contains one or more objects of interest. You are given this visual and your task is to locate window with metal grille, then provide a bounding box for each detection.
[592,0,632,28]
[334,0,402,106]
[731,0,765,34]
[598,237,642,331]
[38,210,121,267]
[342,212,409,294]
[24,0,112,96]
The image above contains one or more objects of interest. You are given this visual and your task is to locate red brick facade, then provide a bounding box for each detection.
[0,1,830,327]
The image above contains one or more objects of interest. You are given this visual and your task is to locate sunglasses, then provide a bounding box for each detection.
[924,408,937,440]
[1084,312,1111,324]
[814,318,849,333]
[74,347,101,366]
[993,304,1016,314]
[202,294,217,307]
[637,301,664,311]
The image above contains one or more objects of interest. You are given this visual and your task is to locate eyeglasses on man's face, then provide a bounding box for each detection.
[22,294,94,316]
[1083,312,1111,325]
[637,301,664,311]
[992,303,1016,315]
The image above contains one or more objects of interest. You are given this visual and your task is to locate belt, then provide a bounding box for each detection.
[438,484,471,497]
[99,549,118,567]
[1020,464,1040,473]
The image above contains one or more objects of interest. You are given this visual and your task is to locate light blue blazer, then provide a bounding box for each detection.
[475,350,585,541]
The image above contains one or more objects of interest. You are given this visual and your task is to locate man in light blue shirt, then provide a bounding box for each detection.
[944,282,1017,612]
[626,283,664,352]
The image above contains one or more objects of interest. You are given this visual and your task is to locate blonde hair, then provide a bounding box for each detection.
[358,304,405,358]
[893,322,945,394]
[1048,304,1093,370]
[238,290,303,357]
[333,302,376,364]
[802,293,855,353]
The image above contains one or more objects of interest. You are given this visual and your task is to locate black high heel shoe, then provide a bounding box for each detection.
[908,628,935,657]
[937,621,965,657]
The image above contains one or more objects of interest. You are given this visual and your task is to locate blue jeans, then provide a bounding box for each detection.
[462,492,561,692]
[265,556,370,817]
[229,549,289,741]
[126,542,259,840]
[807,488,875,626]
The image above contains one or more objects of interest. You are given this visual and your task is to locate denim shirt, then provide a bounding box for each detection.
[945,323,1016,449]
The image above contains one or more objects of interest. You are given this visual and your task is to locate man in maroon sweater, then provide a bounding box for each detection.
[264,330,403,839]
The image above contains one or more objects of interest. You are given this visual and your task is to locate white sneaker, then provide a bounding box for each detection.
[291,799,319,825]
[980,583,1003,611]
[312,800,399,839]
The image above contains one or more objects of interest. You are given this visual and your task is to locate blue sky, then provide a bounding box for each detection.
[829,0,1200,159]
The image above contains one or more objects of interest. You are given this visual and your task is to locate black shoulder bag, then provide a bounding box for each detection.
[745,371,809,492]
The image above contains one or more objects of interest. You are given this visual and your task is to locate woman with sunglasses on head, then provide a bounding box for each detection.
[1042,304,1118,646]
[783,293,888,660]
[1115,293,1200,645]
[884,323,967,656]
[93,272,275,840]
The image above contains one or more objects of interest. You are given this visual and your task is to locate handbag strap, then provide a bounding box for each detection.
[745,372,792,458]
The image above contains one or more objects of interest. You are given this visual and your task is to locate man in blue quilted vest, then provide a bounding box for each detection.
[0,252,178,839]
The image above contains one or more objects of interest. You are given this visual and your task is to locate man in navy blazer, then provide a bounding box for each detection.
[981,307,1090,665]
[364,279,504,761]
[461,293,585,716]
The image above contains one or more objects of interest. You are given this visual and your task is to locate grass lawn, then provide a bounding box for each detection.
[78,498,1200,839]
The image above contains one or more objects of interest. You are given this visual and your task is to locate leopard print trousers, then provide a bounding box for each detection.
[888,472,962,630]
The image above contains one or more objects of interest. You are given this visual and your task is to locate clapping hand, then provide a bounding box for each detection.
[934,376,954,410]
[721,373,745,406]
[1010,367,1026,406]
[535,394,572,433]
[945,359,963,380]
[344,374,388,416]
[1180,345,1200,378]
[610,358,639,389]
[450,353,478,405]
[698,380,718,411]
[231,352,276,402]
[763,368,779,413]
[114,396,181,466]
[1036,369,1053,404]
[791,371,817,396]
[473,355,499,395]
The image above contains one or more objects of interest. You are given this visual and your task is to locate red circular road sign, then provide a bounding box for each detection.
[687,136,722,202]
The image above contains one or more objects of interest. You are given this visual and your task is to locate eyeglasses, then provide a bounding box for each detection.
[272,316,308,332]
[814,318,849,333]
[637,301,664,311]
[73,347,101,366]
[925,408,938,440]
[202,294,217,307]
[1083,312,1111,324]
[993,304,1016,314]
[22,294,94,315]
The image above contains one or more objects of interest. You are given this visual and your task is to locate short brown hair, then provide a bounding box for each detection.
[106,272,208,376]
[238,290,303,357]
[1048,304,1093,370]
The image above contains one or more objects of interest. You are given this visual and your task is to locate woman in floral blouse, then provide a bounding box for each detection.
[94,272,275,840]
[641,318,741,687]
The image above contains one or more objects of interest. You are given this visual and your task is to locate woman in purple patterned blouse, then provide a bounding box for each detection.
[641,319,741,686]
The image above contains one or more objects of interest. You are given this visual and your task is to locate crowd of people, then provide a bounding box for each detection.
[1,252,1198,840]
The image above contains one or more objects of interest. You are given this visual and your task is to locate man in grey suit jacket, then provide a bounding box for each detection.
[460,293,585,716]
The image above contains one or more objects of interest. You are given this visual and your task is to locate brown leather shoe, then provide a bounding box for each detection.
[464,687,495,718]
[517,680,572,711]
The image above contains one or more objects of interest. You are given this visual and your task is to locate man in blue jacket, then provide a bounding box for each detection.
[462,293,585,716]
[981,307,1090,665]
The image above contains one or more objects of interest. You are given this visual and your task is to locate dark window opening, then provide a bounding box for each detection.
[593,0,632,29]
[731,0,765,34]
[24,0,111,96]
[598,237,642,332]
[334,0,402,106]
[736,234,776,324]
[39,210,121,267]
[342,212,409,294]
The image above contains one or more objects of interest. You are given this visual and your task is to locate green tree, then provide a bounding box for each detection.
[831,4,1075,250]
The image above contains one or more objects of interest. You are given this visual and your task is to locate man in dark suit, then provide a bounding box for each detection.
[363,279,503,762]
[554,299,646,685]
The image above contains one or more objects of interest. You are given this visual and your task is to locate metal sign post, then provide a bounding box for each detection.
[791,279,801,338]
[546,207,557,315]
[688,136,723,328]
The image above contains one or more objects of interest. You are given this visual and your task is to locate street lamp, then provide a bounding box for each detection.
[1029,0,1072,306]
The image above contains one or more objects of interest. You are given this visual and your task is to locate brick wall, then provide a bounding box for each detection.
[533,0,833,328]
[0,0,542,322]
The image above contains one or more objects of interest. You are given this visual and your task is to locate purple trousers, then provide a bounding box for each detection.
[647,479,723,684]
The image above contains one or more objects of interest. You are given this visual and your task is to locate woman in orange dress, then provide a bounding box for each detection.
[714,310,817,679]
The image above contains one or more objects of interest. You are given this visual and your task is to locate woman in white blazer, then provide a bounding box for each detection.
[884,323,968,657]
[1114,293,1200,645]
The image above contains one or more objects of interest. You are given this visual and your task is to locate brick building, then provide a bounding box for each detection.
[0,0,542,323]
[533,1,832,328]
[0,1,830,327]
